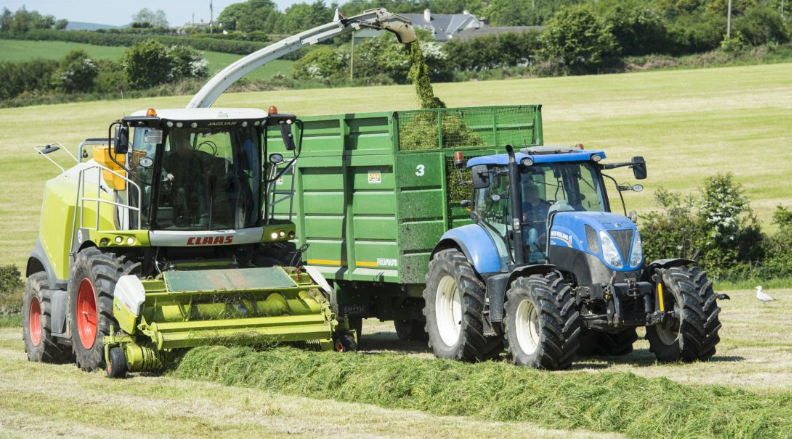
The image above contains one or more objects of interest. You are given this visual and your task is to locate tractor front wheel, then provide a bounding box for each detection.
[22,272,70,363]
[423,249,502,362]
[69,248,139,371]
[646,266,722,362]
[503,272,581,369]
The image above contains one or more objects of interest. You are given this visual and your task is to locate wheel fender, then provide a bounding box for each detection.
[431,225,502,274]
[506,264,559,288]
[26,238,64,290]
[645,258,696,280]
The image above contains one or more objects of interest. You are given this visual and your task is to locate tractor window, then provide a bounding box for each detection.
[474,168,511,236]
[152,125,261,230]
[522,163,606,213]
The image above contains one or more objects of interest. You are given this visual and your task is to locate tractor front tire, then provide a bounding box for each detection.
[423,249,503,362]
[394,319,428,342]
[646,266,722,362]
[503,272,581,369]
[22,272,70,363]
[69,247,139,372]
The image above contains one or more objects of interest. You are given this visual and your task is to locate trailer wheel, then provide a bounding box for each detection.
[503,272,581,369]
[423,249,503,361]
[646,266,722,362]
[22,272,70,363]
[593,329,638,356]
[69,247,139,372]
[394,319,428,342]
[106,347,128,379]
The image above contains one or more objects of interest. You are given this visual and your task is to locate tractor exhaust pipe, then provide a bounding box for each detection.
[506,145,526,265]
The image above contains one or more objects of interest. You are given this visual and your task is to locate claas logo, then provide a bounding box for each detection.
[186,236,234,245]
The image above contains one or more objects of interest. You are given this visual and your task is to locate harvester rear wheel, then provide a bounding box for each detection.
[106,347,128,379]
[646,266,722,363]
[22,272,70,363]
[394,319,428,342]
[503,272,581,369]
[423,249,503,362]
[68,247,139,372]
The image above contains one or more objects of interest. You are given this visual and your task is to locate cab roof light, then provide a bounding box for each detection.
[146,108,157,117]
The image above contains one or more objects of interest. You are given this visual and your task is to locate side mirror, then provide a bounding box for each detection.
[114,126,129,155]
[269,153,284,164]
[460,200,471,208]
[280,124,295,151]
[631,156,647,180]
[471,165,489,189]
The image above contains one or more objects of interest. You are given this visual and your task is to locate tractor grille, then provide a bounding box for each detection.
[585,225,599,254]
[608,229,634,259]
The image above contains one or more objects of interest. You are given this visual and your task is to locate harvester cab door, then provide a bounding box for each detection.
[262,113,301,225]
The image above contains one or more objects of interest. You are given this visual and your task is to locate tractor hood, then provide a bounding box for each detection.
[550,211,642,271]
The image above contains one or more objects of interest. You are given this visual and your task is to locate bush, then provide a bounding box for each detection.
[291,45,347,81]
[52,49,98,93]
[0,264,23,315]
[0,58,58,100]
[540,5,619,73]
[666,12,727,55]
[733,5,790,46]
[123,39,173,89]
[443,30,542,71]
[595,0,671,56]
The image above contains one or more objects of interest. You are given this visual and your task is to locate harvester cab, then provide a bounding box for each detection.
[425,145,725,369]
[24,107,355,379]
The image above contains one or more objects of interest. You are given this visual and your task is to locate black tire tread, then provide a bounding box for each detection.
[22,272,71,363]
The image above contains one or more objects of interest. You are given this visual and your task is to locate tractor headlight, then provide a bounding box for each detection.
[599,231,623,269]
[629,231,643,267]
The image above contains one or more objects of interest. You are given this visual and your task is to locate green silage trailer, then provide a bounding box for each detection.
[266,105,543,333]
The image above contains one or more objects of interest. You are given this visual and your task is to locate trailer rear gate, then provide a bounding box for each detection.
[267,105,543,320]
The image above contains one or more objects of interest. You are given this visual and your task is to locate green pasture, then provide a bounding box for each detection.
[0,39,294,80]
[0,62,790,271]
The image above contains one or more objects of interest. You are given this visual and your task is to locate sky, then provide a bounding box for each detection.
[0,0,322,26]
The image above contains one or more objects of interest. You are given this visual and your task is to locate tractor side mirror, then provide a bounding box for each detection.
[631,156,647,180]
[471,165,489,189]
[114,126,129,155]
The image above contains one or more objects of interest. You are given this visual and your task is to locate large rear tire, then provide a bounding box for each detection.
[68,248,139,371]
[423,249,503,361]
[394,319,428,342]
[22,272,70,363]
[646,266,721,362]
[503,272,581,369]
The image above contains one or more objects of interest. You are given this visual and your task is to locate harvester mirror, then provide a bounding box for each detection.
[114,126,129,155]
[471,165,490,189]
[631,156,647,180]
[269,153,284,164]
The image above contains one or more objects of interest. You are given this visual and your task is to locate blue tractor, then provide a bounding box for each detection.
[423,146,725,369]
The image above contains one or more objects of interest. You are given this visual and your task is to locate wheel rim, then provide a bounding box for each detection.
[656,301,681,346]
[28,297,42,347]
[436,275,462,347]
[515,299,541,356]
[76,278,98,350]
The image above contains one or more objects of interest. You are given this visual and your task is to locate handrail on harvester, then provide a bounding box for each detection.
[187,8,416,109]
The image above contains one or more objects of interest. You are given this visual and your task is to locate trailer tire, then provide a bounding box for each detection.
[69,248,139,372]
[593,328,638,356]
[394,319,428,342]
[22,272,70,363]
[646,266,721,362]
[503,272,581,369]
[423,249,503,362]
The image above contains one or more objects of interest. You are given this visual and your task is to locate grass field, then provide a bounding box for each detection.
[0,39,294,80]
[0,287,790,438]
[0,62,790,271]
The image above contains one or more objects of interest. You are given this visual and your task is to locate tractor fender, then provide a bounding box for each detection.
[431,225,502,275]
[485,264,558,323]
[645,258,696,280]
[26,238,67,290]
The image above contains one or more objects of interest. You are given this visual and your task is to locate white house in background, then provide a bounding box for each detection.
[353,9,480,42]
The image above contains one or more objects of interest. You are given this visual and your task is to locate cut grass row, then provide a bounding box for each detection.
[172,344,792,439]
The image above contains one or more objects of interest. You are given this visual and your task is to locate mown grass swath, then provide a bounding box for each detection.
[173,346,792,438]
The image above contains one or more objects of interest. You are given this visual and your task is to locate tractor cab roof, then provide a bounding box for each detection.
[128,107,268,122]
[467,146,606,168]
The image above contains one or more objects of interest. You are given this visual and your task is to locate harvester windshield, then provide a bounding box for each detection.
[130,124,261,230]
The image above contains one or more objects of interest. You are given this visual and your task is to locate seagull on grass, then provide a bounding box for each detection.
[756,286,775,304]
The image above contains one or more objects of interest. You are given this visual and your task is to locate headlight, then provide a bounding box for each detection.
[630,231,643,267]
[599,231,623,268]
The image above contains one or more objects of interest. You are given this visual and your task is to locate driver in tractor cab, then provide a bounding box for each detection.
[521,182,550,252]
[163,129,207,226]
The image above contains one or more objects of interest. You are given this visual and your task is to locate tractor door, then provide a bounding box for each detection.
[472,167,514,264]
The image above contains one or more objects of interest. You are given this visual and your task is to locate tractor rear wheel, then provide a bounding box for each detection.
[503,272,581,369]
[423,249,503,362]
[69,247,139,372]
[22,272,70,363]
[646,266,722,362]
[394,319,428,342]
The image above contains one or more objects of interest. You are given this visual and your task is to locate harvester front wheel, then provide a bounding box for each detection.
[22,272,70,363]
[503,272,581,369]
[423,249,503,362]
[334,334,357,352]
[646,266,721,362]
[106,347,128,379]
[69,248,138,372]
